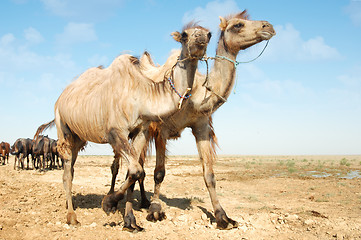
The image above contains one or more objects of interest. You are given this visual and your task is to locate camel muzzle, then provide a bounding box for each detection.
[259,21,276,40]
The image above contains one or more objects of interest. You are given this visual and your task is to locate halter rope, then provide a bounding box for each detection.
[201,39,270,101]
[166,55,200,109]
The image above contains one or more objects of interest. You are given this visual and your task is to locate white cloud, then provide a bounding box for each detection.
[338,74,361,89]
[344,1,361,27]
[0,31,78,83]
[0,33,16,46]
[24,27,44,44]
[331,65,361,110]
[41,0,72,17]
[263,24,341,62]
[302,37,340,60]
[55,22,97,47]
[182,0,240,33]
[338,65,361,88]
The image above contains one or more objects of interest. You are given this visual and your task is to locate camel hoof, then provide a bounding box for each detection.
[66,212,80,226]
[123,225,144,233]
[101,194,120,215]
[146,202,166,222]
[215,209,238,230]
[123,211,144,232]
[216,218,238,230]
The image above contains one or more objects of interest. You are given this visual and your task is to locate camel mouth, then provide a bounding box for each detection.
[197,42,207,48]
[258,30,276,40]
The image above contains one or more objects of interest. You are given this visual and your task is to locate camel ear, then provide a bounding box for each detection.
[171,31,182,42]
[219,16,227,31]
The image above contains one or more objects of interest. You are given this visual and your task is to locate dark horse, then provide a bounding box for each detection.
[0,141,10,165]
[11,138,34,169]
[32,135,52,170]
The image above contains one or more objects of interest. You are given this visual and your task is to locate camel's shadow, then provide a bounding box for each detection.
[73,190,192,211]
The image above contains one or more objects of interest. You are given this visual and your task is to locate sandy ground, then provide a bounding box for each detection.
[1,155,361,240]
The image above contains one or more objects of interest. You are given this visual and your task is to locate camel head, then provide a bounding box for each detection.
[219,10,276,53]
[171,23,212,59]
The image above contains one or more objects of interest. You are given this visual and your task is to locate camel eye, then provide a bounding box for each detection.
[234,23,244,28]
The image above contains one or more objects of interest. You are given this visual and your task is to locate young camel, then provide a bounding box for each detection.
[110,11,276,230]
[34,23,211,231]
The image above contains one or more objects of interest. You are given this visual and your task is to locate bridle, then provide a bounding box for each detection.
[201,39,270,103]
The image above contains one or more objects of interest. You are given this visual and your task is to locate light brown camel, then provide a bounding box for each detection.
[34,23,211,231]
[109,10,276,230]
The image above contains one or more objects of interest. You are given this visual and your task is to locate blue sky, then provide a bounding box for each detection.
[1,0,360,155]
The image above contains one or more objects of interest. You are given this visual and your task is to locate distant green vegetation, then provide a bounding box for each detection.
[340,158,351,167]
[286,159,296,173]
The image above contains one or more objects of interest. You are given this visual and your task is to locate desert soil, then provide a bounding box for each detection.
[1,155,361,240]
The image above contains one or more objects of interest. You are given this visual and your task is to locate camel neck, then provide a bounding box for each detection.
[195,36,239,113]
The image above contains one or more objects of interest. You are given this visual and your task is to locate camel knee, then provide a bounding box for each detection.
[204,172,216,189]
[154,169,165,184]
[128,165,144,182]
[57,140,72,160]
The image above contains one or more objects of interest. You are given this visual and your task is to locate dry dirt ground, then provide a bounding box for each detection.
[1,155,361,240]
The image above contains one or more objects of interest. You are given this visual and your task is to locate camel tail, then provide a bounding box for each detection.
[33,120,55,141]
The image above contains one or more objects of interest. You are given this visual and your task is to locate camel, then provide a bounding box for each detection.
[109,10,276,230]
[34,23,211,231]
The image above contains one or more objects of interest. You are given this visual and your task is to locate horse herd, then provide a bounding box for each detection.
[0,136,63,170]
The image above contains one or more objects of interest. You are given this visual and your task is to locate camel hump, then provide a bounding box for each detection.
[140,51,157,68]
[129,56,140,66]
[138,49,181,83]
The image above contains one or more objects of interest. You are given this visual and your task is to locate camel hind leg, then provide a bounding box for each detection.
[138,149,151,209]
[146,135,167,222]
[60,137,85,225]
[56,118,86,225]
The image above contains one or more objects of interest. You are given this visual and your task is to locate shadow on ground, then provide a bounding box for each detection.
[73,190,192,211]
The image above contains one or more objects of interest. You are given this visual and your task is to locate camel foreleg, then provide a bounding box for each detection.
[102,169,139,214]
[108,155,120,194]
[123,183,144,232]
[102,128,146,231]
[192,121,238,230]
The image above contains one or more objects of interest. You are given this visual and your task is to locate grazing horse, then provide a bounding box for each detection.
[0,141,10,165]
[11,138,33,169]
[49,139,63,169]
[32,135,52,170]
